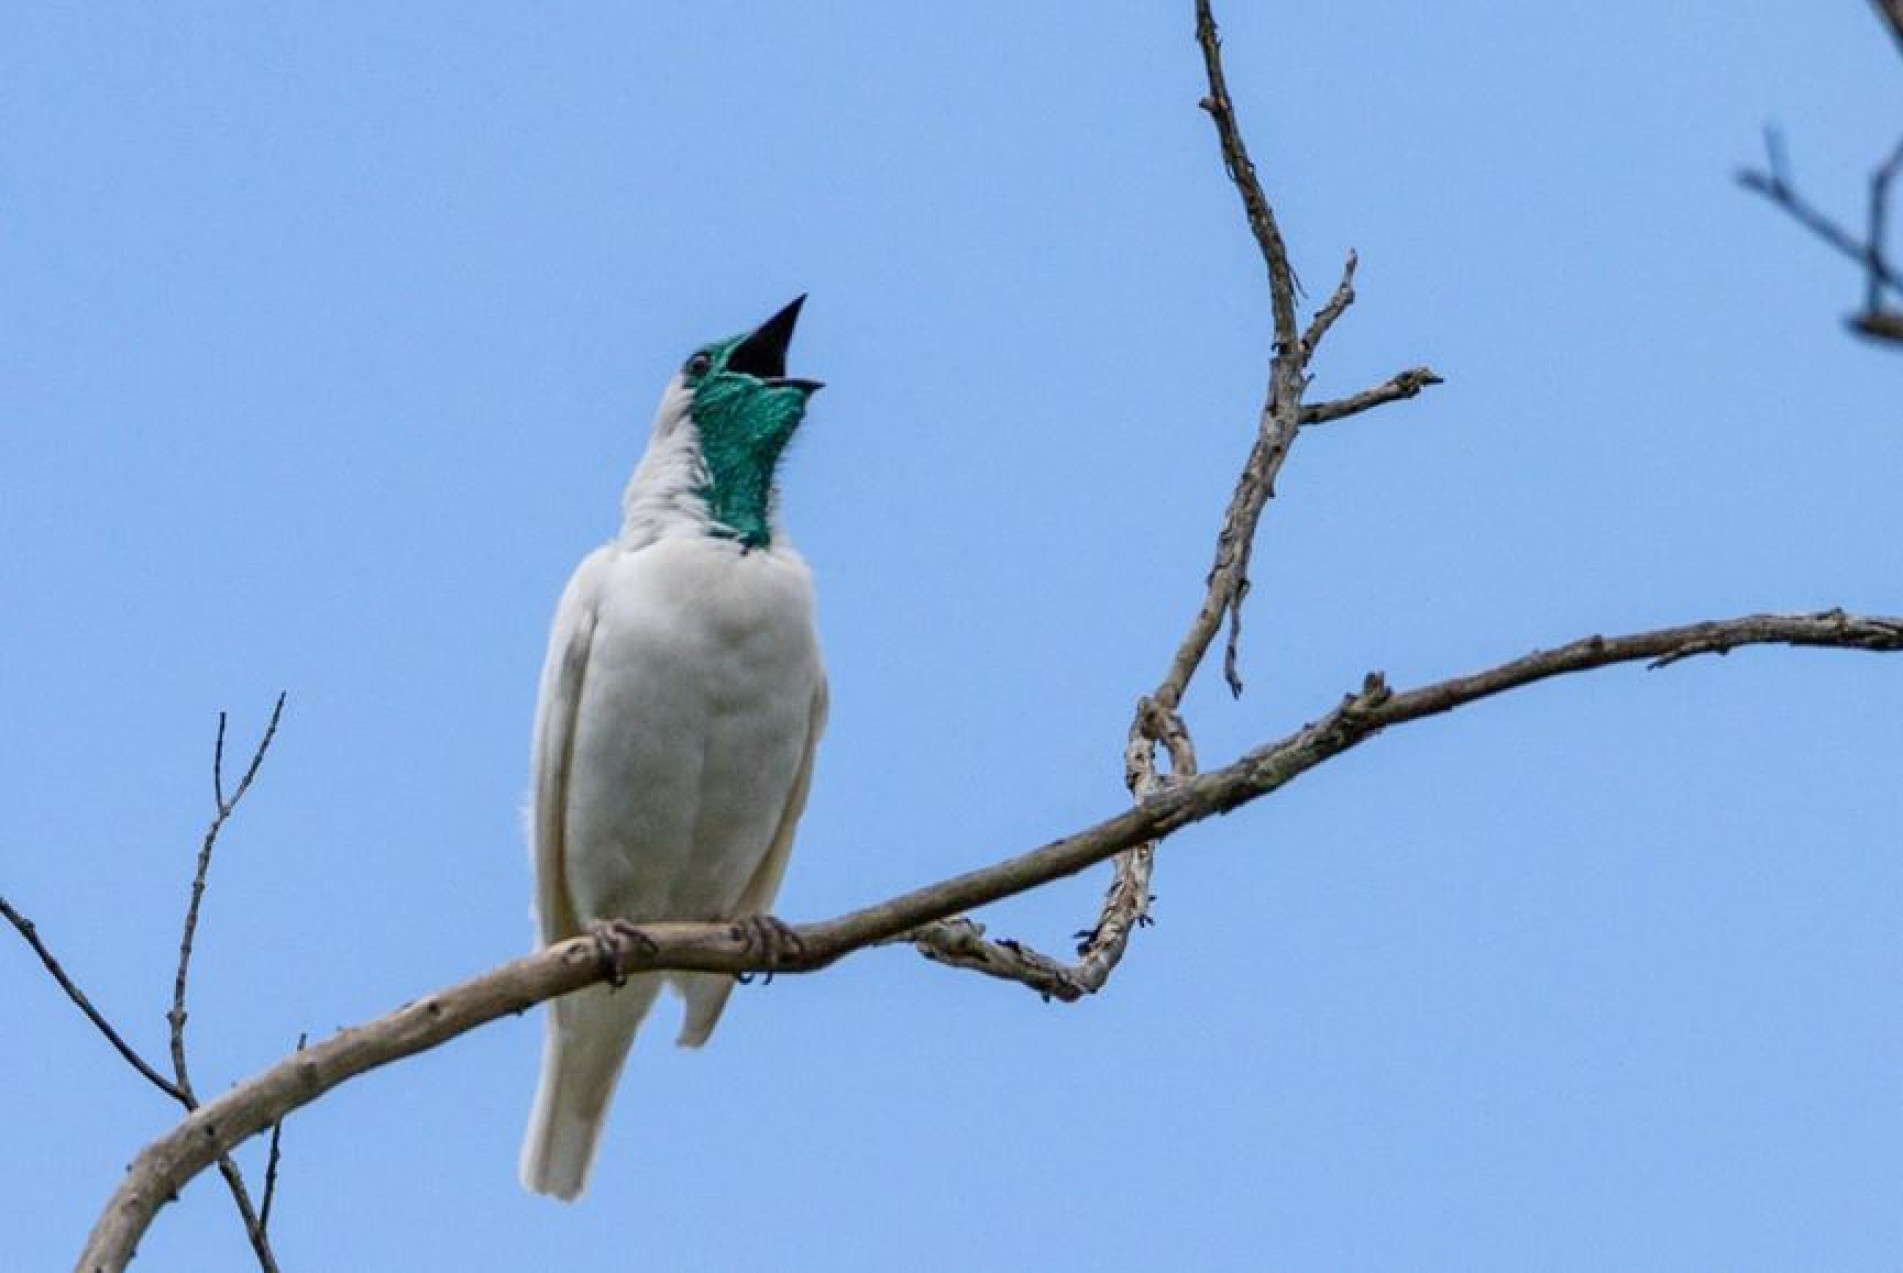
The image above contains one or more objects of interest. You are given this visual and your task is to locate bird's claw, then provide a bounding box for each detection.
[584,918,657,989]
[731,914,805,985]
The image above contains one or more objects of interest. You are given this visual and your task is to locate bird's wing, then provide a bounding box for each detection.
[529,550,608,947]
[674,672,828,1047]
[734,671,828,919]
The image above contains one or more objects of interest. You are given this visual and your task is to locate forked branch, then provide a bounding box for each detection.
[80,608,1903,1270]
[1739,125,1903,343]
[8,697,290,1273]
[902,0,1440,998]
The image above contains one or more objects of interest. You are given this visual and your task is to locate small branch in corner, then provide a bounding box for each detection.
[2,694,293,1273]
[1863,133,1903,315]
[1738,125,1903,343]
[1871,0,1903,62]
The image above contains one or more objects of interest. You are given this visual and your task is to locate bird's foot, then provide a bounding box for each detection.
[583,918,657,989]
[731,914,806,985]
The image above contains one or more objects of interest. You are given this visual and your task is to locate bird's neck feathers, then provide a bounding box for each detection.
[618,375,801,552]
[618,408,719,549]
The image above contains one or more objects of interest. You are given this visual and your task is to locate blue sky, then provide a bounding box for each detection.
[5,3,1902,1269]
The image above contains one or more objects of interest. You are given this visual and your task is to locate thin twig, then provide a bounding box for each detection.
[213,711,228,811]
[1194,0,1300,355]
[170,709,223,1096]
[1302,250,1358,360]
[1739,127,1903,330]
[258,1123,287,1235]
[7,695,290,1271]
[257,1032,304,1237]
[77,608,1903,1268]
[0,897,185,1101]
[1866,134,1903,314]
[169,694,287,1092]
[1191,0,1310,701]
[1301,367,1444,427]
[162,694,288,1273]
[209,1162,276,1273]
[1738,167,1890,283]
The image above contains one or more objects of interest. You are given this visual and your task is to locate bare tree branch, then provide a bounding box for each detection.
[79,608,1903,1269]
[257,1115,288,1238]
[903,0,1446,1003]
[1872,0,1903,61]
[900,5,1448,1002]
[1865,135,1903,314]
[1190,0,1310,701]
[1302,250,1359,360]
[3,700,293,1270]
[1194,0,1299,356]
[8,702,291,1271]
[199,1158,273,1272]
[1301,368,1445,427]
[1738,137,1900,289]
[1739,126,1903,342]
[256,1032,304,1239]
[170,694,287,1090]
[0,897,186,1101]
[150,694,290,1273]
[1852,310,1903,341]
[893,917,1094,1001]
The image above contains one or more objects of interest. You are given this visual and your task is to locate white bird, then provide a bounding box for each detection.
[519,297,828,1200]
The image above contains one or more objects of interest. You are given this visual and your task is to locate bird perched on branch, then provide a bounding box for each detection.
[520,297,828,1200]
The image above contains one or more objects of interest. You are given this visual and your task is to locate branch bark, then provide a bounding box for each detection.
[1301,367,1444,427]
[1189,0,1310,701]
[79,608,1903,1271]
[7,698,290,1273]
[899,2,1442,1003]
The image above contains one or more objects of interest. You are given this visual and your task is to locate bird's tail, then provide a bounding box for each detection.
[670,971,739,1048]
[519,974,662,1200]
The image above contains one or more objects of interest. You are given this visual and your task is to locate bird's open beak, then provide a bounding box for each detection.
[728,295,823,395]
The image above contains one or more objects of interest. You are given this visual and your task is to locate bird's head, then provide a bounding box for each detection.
[676,296,822,549]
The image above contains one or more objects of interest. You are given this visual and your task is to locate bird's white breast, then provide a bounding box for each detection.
[559,535,822,925]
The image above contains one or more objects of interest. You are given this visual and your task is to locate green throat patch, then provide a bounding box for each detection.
[685,339,813,550]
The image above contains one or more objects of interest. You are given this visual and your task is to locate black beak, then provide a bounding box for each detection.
[727,295,821,393]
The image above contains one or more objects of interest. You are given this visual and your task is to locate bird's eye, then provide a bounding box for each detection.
[684,352,714,379]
